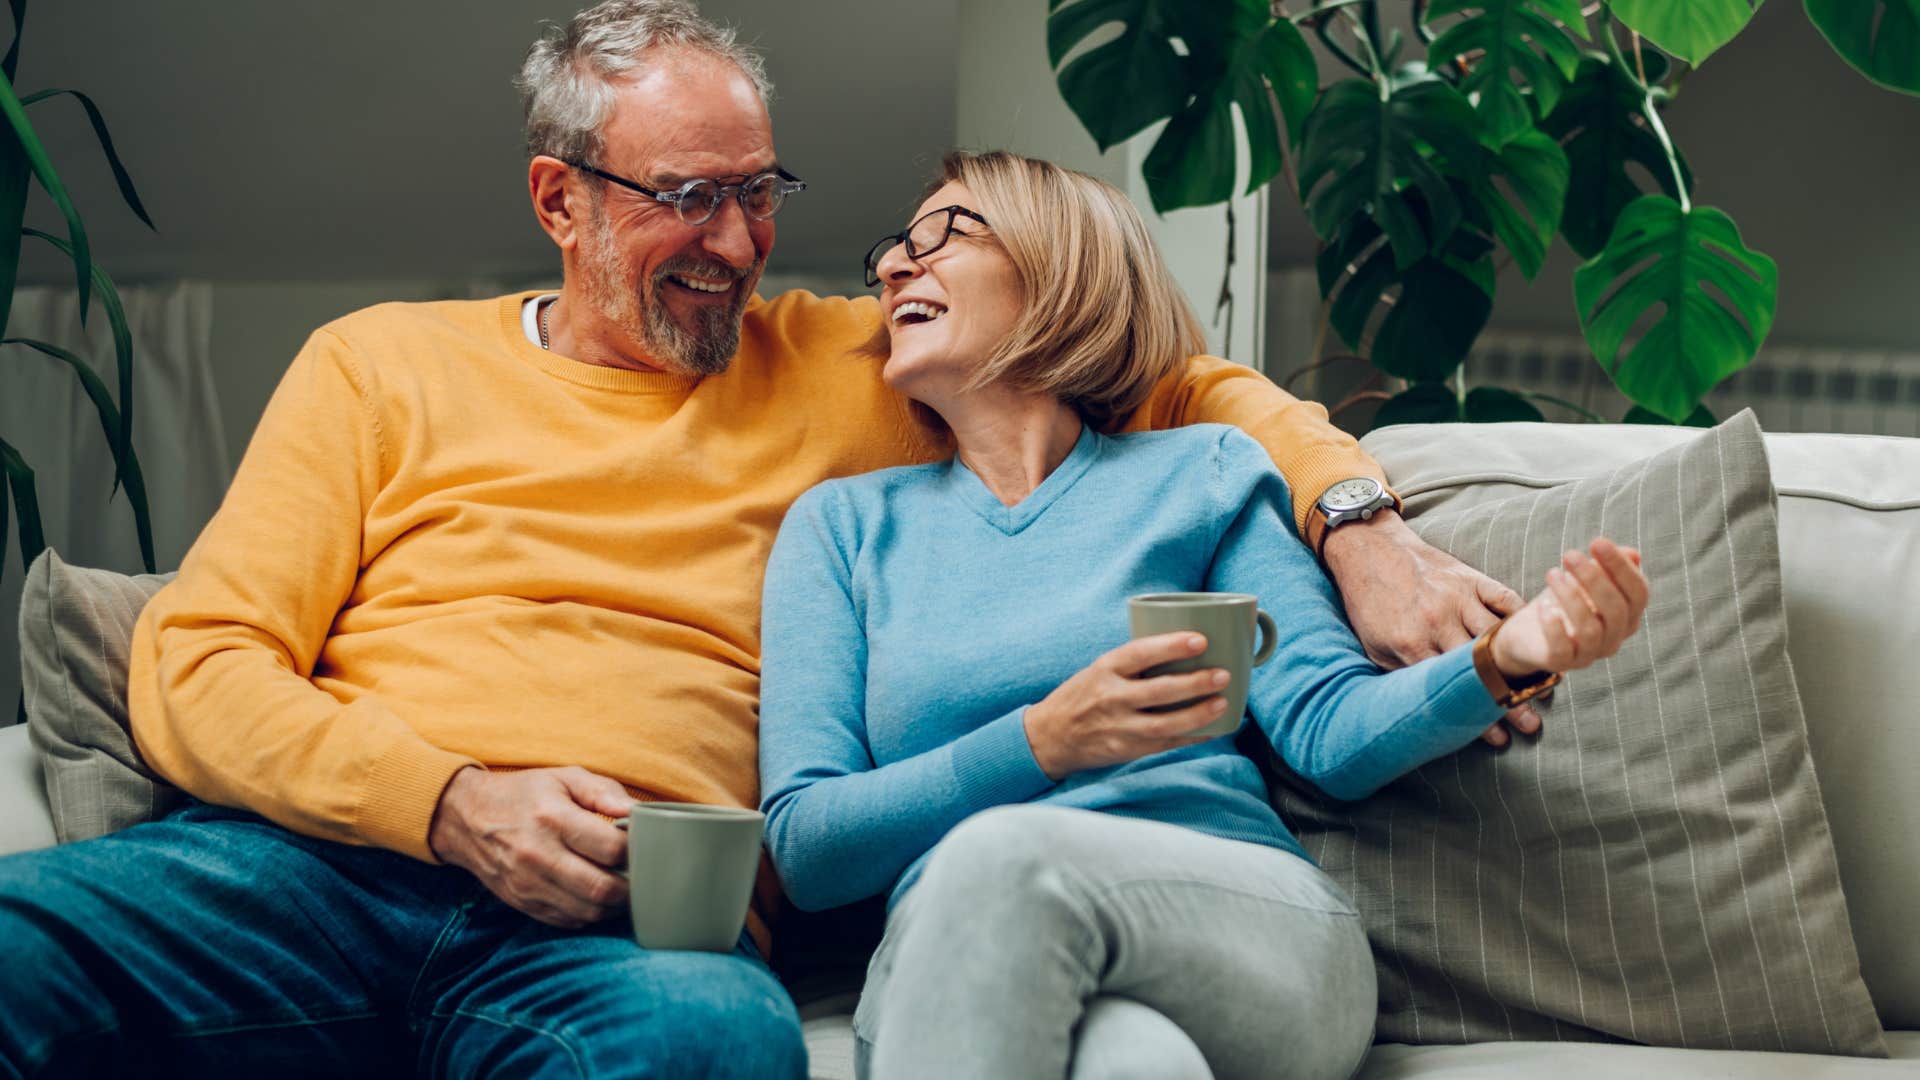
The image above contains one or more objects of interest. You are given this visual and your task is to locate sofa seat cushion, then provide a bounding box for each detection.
[792,1010,1919,1080]
[1355,1030,1920,1078]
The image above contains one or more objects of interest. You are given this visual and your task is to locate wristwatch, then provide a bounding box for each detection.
[1305,477,1397,560]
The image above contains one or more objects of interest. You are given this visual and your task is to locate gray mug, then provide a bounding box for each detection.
[1128,592,1278,738]
[615,802,763,953]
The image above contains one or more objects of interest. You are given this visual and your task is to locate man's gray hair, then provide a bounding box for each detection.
[516,0,772,167]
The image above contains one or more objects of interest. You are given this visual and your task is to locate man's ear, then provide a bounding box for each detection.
[529,155,580,251]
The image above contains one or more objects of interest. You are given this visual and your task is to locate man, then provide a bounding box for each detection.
[0,2,1529,1076]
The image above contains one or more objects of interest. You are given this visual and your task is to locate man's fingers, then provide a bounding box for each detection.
[1477,574,1526,618]
[1107,632,1207,677]
[558,767,637,819]
[1479,721,1511,748]
[557,806,629,870]
[1505,703,1542,736]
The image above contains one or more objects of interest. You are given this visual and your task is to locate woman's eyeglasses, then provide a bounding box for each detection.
[863,205,991,287]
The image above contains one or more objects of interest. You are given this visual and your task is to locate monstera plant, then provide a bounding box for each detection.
[1,0,155,596]
[1047,0,1919,426]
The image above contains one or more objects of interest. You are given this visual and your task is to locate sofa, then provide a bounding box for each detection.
[3,415,1916,1078]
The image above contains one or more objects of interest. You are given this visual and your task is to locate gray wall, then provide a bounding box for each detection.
[1265,0,1920,370]
[11,1,954,285]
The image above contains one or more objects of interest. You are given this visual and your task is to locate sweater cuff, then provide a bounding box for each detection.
[1274,443,1393,539]
[356,741,485,862]
[1426,643,1511,744]
[947,708,1057,807]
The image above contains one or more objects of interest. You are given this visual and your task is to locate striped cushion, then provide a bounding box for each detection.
[17,549,180,843]
[1271,411,1885,1055]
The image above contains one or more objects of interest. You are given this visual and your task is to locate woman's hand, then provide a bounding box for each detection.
[1491,538,1650,681]
[1024,633,1232,781]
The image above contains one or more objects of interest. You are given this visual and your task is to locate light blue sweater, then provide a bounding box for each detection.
[758,424,1503,912]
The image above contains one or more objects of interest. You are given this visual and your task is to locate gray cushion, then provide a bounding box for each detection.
[17,549,179,842]
[1272,411,1885,1055]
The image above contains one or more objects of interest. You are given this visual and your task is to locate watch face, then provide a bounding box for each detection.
[1322,478,1382,513]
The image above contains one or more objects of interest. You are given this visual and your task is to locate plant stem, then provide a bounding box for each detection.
[1412,0,1438,45]
[1341,9,1389,94]
[1521,390,1608,422]
[1313,16,1373,77]
[1289,0,1374,25]
[1601,11,1690,212]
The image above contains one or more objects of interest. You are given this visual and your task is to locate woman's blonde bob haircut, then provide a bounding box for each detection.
[918,150,1207,427]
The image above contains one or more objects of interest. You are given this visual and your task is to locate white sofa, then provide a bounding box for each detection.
[3,420,1917,1078]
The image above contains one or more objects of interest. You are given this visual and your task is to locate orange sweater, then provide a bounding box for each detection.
[127,290,1382,933]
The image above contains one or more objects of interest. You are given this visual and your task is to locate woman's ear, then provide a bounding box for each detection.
[529,155,580,251]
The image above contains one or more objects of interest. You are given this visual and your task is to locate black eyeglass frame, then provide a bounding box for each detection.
[564,160,807,226]
[864,205,991,288]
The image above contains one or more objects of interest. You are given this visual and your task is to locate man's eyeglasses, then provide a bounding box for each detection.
[864,205,991,288]
[564,160,807,226]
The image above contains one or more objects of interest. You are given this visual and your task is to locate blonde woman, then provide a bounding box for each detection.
[758,152,1649,1080]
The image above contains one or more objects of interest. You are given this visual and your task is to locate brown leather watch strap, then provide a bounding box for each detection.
[1472,618,1562,708]
[1305,505,1331,561]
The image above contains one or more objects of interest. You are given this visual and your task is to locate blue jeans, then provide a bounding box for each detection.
[0,802,805,1079]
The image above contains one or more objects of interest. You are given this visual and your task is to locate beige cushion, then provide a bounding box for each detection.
[1273,412,1884,1055]
[1360,415,1920,1032]
[1354,1030,1920,1079]
[16,549,179,842]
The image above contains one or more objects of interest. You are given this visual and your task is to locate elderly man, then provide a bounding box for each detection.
[0,1,1528,1077]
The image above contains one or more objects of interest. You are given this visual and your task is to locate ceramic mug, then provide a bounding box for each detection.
[1127,592,1278,737]
[615,802,763,953]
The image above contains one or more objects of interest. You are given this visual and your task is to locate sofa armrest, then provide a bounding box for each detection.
[0,724,55,855]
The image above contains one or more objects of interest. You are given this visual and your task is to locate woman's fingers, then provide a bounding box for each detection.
[1106,632,1207,678]
[1566,549,1630,644]
[1127,666,1230,710]
[1591,538,1650,617]
[1140,692,1232,740]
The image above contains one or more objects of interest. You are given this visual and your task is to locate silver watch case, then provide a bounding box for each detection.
[1318,476,1393,530]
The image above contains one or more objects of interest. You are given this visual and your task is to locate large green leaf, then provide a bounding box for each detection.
[2,0,25,84]
[1375,383,1464,425]
[1321,216,1494,381]
[21,89,155,228]
[4,336,154,570]
[1806,0,1920,95]
[1471,128,1569,278]
[1574,195,1777,422]
[1609,0,1763,65]
[0,435,44,580]
[1299,78,1482,269]
[1049,0,1188,150]
[1425,0,1588,144]
[1052,0,1318,212]
[0,68,90,323]
[25,226,136,474]
[1541,55,1693,258]
[1464,385,1548,421]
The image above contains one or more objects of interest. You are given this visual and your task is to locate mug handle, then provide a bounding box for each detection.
[1251,611,1278,667]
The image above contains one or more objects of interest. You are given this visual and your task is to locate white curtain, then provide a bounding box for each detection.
[0,280,230,717]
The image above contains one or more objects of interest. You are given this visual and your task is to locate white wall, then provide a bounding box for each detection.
[954,0,1267,370]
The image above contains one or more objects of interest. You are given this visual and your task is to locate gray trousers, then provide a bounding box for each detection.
[853,806,1377,1080]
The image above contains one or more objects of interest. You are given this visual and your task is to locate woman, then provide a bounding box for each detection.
[758,152,1648,1080]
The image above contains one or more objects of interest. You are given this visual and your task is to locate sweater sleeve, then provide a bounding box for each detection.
[758,487,1056,911]
[126,330,479,861]
[1119,354,1389,537]
[1204,431,1501,801]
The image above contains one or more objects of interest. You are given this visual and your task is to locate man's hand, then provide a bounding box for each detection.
[1320,509,1538,747]
[428,765,634,928]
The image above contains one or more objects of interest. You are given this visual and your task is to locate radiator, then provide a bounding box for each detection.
[1466,330,1920,437]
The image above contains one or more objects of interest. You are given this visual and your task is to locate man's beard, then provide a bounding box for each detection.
[579,202,760,376]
